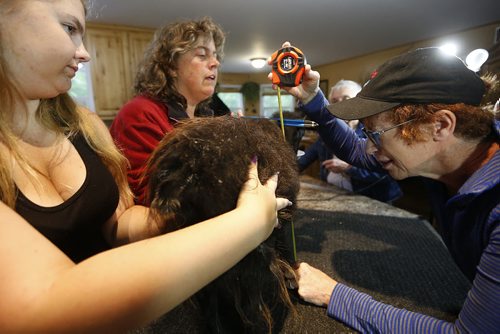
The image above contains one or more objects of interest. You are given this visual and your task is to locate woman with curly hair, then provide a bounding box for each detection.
[110,17,227,205]
[145,116,301,333]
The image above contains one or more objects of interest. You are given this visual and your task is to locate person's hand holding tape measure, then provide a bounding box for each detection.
[267,41,321,104]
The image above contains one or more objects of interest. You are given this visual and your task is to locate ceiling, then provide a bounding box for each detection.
[87,0,500,73]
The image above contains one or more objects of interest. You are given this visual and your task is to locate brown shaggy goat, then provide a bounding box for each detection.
[145,116,300,333]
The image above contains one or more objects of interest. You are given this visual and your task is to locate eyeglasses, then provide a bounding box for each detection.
[362,119,415,147]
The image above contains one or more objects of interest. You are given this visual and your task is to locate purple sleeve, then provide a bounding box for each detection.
[300,92,383,172]
[326,223,500,333]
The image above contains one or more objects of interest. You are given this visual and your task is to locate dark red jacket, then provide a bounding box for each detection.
[110,95,187,205]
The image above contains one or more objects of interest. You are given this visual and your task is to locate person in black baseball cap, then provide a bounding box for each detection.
[326,47,486,120]
[270,42,499,333]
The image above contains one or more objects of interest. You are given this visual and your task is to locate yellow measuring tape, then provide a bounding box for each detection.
[277,86,297,262]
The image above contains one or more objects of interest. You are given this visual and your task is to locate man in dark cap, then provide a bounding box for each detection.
[275,43,499,333]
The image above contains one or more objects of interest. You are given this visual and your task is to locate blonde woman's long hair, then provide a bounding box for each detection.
[0,0,131,208]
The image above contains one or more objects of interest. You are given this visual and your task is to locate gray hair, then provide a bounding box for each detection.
[330,79,362,96]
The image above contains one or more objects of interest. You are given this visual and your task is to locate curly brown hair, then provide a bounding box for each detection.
[133,17,225,111]
[146,116,300,333]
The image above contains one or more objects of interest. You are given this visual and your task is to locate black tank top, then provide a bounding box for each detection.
[15,134,120,262]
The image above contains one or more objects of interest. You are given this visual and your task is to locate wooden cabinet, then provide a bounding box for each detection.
[84,24,154,121]
[127,31,155,76]
[85,28,130,119]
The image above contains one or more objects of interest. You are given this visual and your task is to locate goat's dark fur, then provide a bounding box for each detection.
[146,116,300,333]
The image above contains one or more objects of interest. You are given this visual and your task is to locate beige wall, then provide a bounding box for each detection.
[87,21,498,118]
[220,22,500,89]
[316,22,500,90]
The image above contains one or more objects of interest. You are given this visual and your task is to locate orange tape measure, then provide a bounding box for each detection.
[270,45,306,87]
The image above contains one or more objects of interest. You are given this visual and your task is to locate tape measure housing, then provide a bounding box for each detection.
[271,46,306,87]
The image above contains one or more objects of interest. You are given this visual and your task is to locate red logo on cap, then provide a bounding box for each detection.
[370,70,378,79]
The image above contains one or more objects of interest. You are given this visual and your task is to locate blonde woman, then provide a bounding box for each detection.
[0,1,289,332]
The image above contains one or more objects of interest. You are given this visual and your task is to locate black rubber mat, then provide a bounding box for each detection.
[133,209,471,333]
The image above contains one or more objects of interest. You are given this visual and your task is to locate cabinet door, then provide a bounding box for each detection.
[85,28,131,120]
[127,31,154,83]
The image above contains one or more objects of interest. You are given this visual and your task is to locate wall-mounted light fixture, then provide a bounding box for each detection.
[465,49,489,72]
[437,43,489,72]
[250,58,267,69]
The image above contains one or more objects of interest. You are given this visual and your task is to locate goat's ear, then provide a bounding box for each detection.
[151,197,174,214]
[149,194,182,233]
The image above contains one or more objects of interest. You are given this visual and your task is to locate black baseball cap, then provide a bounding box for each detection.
[326,47,486,120]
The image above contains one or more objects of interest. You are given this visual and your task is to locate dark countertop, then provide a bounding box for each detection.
[298,175,422,218]
[286,176,470,332]
[134,176,470,333]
